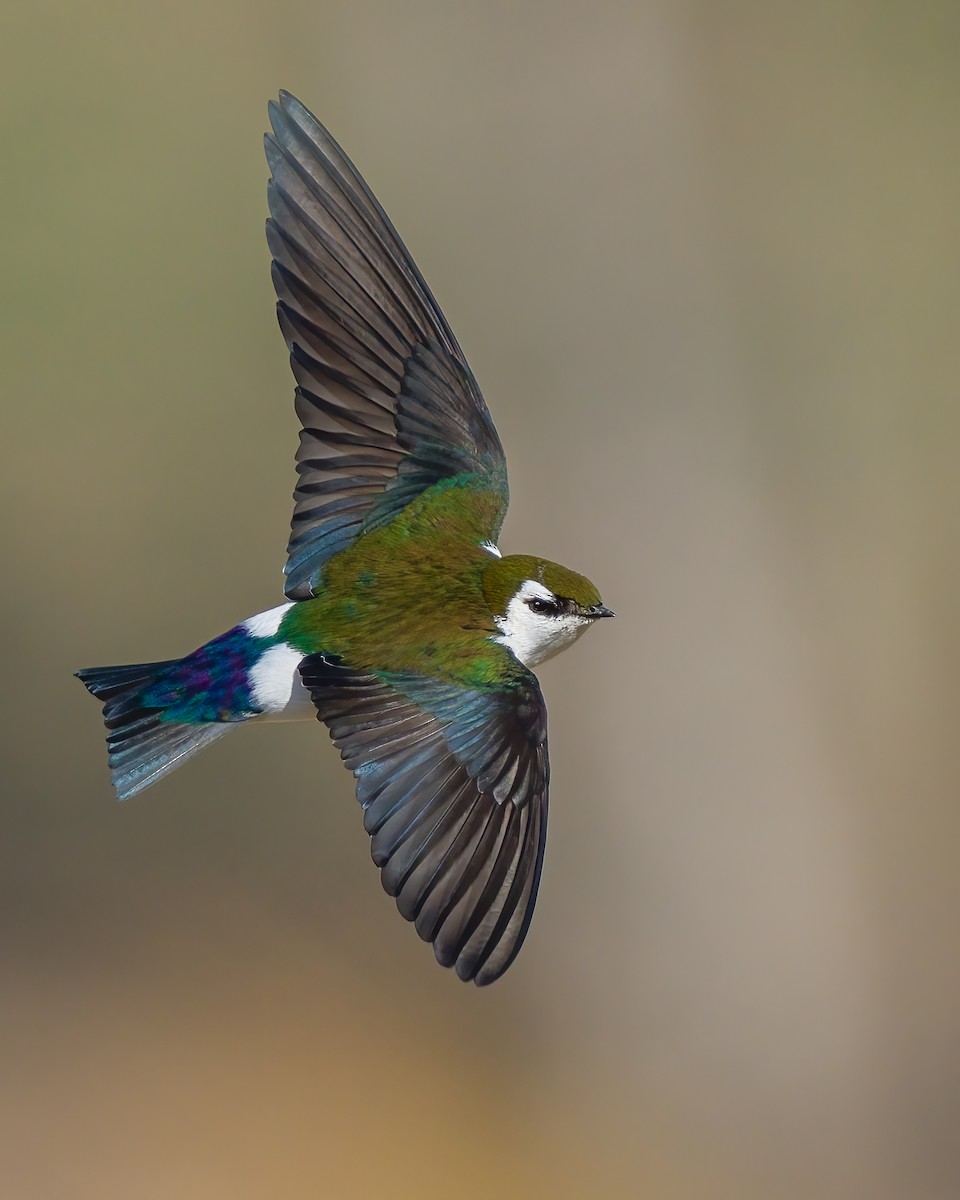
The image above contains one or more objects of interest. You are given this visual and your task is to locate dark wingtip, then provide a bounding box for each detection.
[278,91,310,124]
[268,93,305,146]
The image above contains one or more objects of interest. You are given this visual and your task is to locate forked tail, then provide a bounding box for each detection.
[75,661,236,800]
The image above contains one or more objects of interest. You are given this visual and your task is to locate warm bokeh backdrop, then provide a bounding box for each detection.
[3,3,959,1197]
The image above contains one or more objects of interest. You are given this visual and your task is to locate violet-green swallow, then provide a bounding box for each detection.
[77,92,613,985]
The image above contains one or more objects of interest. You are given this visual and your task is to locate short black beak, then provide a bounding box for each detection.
[586,604,615,619]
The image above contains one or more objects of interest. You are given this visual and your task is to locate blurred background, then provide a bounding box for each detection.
[3,2,959,1196]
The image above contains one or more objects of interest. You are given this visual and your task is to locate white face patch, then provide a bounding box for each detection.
[248,643,314,719]
[480,541,502,558]
[493,579,592,668]
[243,602,294,639]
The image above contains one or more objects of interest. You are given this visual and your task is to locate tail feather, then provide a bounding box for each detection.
[76,662,234,800]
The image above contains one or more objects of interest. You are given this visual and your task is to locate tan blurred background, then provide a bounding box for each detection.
[3,2,959,1197]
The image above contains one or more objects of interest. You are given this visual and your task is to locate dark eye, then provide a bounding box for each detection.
[526,596,562,616]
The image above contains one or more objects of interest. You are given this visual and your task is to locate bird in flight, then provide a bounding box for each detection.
[77,92,613,985]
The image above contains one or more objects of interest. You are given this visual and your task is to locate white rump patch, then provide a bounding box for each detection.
[243,602,294,639]
[494,579,592,668]
[249,643,314,719]
[480,541,502,558]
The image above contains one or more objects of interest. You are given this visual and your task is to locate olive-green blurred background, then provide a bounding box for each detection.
[3,2,959,1197]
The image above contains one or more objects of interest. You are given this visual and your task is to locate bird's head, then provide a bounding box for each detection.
[482,554,613,668]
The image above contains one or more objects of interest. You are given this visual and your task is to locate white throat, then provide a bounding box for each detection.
[493,579,591,668]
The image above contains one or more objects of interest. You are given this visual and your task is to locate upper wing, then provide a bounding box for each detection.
[266,92,508,600]
[299,655,549,986]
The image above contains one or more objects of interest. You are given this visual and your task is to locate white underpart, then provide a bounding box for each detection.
[494,579,592,668]
[481,541,502,558]
[248,644,315,720]
[243,602,294,638]
[242,603,312,720]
